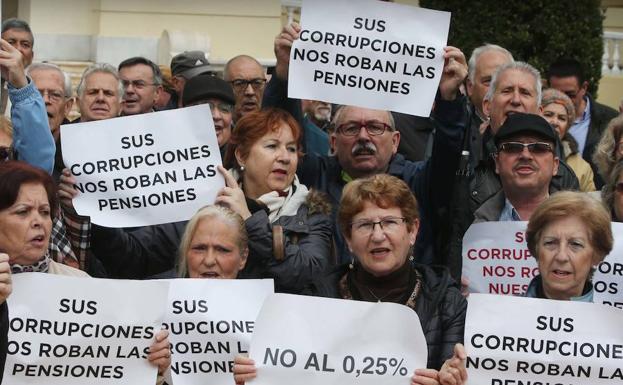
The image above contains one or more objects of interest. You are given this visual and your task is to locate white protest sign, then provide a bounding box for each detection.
[289,0,450,117]
[465,293,623,384]
[462,221,538,295]
[4,273,169,385]
[250,293,426,385]
[61,105,225,227]
[593,222,623,308]
[162,279,274,385]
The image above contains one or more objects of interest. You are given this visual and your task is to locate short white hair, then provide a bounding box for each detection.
[468,44,514,83]
[76,63,124,101]
[484,61,542,105]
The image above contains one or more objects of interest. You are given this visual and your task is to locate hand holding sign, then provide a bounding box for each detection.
[0,253,11,304]
[58,168,79,214]
[233,355,256,385]
[439,46,467,101]
[438,344,467,385]
[215,166,251,220]
[275,23,302,80]
[148,330,171,376]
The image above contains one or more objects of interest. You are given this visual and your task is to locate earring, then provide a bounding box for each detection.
[348,257,354,270]
[409,255,414,262]
[240,165,245,171]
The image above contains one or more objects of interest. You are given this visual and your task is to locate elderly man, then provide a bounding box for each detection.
[76,64,122,122]
[170,51,213,108]
[1,18,35,115]
[465,44,514,166]
[474,113,560,221]
[224,55,266,121]
[547,58,618,188]
[266,22,468,264]
[118,57,162,116]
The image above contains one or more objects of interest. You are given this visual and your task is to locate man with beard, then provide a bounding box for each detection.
[270,23,469,264]
[223,55,266,121]
[473,113,559,222]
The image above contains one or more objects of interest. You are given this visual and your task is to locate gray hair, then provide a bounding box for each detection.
[27,62,73,98]
[484,61,542,105]
[330,105,395,133]
[118,56,163,86]
[468,44,514,83]
[1,18,33,46]
[76,63,124,101]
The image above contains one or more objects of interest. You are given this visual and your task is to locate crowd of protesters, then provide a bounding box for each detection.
[0,10,621,385]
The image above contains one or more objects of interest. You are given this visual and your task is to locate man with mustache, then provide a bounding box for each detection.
[270,23,469,264]
[474,113,559,222]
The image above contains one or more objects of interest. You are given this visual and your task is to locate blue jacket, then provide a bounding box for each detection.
[10,79,55,173]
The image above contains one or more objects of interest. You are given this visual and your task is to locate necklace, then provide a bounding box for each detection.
[366,287,392,303]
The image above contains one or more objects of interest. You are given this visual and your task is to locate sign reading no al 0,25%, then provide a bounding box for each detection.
[262,347,410,377]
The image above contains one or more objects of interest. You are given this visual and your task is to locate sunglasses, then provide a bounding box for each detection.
[497,142,553,155]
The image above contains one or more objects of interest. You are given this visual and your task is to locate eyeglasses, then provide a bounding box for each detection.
[497,142,553,155]
[350,217,407,236]
[37,89,65,103]
[0,146,13,162]
[229,78,266,92]
[207,102,233,114]
[336,120,392,137]
[121,79,157,90]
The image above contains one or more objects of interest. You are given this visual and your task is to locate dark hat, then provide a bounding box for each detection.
[171,51,212,79]
[182,73,235,107]
[495,113,557,145]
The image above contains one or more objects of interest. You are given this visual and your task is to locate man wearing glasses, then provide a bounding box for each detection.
[474,113,559,222]
[223,55,266,121]
[118,57,163,116]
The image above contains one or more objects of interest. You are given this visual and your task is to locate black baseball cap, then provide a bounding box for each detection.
[182,73,235,107]
[495,113,557,145]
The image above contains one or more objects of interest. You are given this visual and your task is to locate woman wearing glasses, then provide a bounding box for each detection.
[234,174,466,385]
[540,88,595,192]
[217,107,332,294]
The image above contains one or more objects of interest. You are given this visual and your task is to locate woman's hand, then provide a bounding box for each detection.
[215,166,252,220]
[0,253,12,304]
[439,344,467,385]
[233,355,256,385]
[148,329,171,376]
[58,168,79,214]
[411,368,440,385]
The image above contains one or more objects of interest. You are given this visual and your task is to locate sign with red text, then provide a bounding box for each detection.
[465,294,623,385]
[289,0,450,117]
[61,105,225,227]
[250,294,427,385]
[163,279,274,385]
[462,222,538,296]
[593,222,623,309]
[4,273,169,385]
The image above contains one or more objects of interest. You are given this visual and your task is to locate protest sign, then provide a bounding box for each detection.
[61,105,225,227]
[249,293,426,385]
[162,279,273,385]
[593,222,623,308]
[4,273,169,385]
[288,0,450,117]
[465,294,623,385]
[462,221,538,295]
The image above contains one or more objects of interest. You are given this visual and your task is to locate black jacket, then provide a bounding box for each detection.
[0,301,7,384]
[306,264,466,370]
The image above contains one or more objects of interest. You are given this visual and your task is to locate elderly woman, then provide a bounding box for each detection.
[593,115,623,185]
[602,159,623,222]
[439,191,615,385]
[0,161,171,378]
[233,174,465,385]
[525,191,613,301]
[541,88,595,192]
[217,107,332,293]
[177,205,248,279]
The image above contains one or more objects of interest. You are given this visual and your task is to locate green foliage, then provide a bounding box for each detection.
[419,0,605,95]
